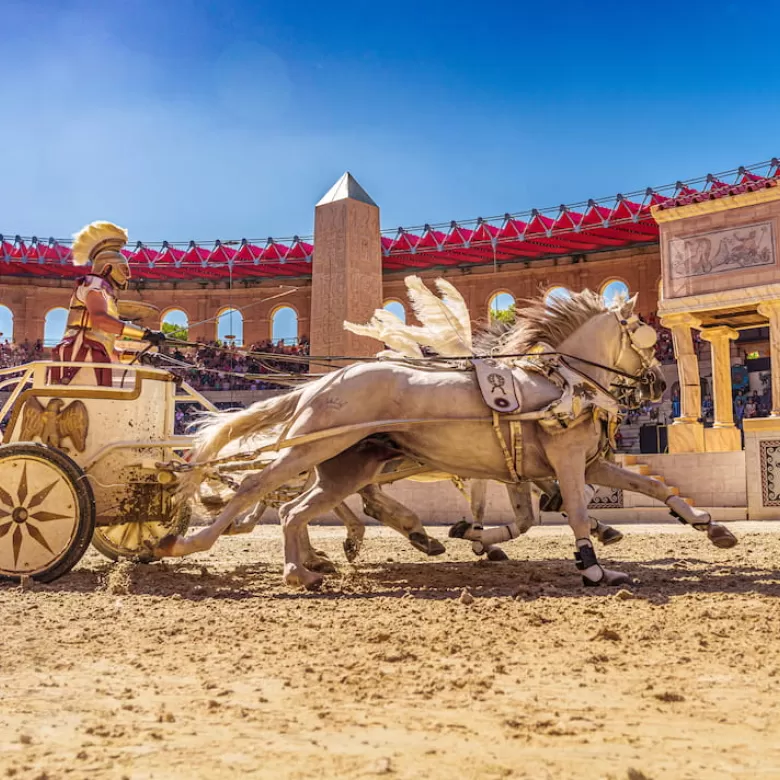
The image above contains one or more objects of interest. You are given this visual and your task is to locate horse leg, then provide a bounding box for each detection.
[154,432,368,559]
[222,502,268,536]
[467,479,506,560]
[450,478,520,557]
[334,502,366,562]
[585,459,737,549]
[536,479,623,545]
[359,484,446,557]
[281,457,391,589]
[552,454,629,587]
[297,521,338,574]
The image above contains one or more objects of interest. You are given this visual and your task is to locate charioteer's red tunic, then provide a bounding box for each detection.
[50,275,119,387]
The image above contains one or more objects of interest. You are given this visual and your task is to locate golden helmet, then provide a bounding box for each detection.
[71,221,131,290]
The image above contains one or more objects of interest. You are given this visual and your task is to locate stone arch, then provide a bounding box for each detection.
[271,305,298,345]
[0,304,13,342]
[488,290,515,321]
[161,308,189,341]
[216,307,244,346]
[43,307,68,347]
[383,299,406,323]
[600,278,630,308]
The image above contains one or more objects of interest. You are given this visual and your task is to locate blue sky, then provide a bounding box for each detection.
[1,0,777,244]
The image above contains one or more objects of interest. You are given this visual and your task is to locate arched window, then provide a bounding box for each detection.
[0,305,13,342]
[601,279,630,308]
[43,308,68,347]
[489,292,515,322]
[544,286,571,306]
[161,309,189,341]
[217,307,244,346]
[383,300,406,323]
[272,306,298,344]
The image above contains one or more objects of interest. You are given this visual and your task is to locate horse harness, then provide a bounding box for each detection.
[472,312,659,483]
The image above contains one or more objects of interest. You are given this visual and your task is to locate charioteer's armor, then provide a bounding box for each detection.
[51,221,166,386]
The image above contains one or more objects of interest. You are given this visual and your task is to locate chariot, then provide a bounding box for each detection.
[0,356,216,583]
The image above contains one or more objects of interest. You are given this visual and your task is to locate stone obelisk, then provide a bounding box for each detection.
[309,172,383,368]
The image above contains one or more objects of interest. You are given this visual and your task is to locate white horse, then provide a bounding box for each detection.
[156,288,736,589]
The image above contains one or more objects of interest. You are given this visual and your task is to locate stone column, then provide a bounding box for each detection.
[310,172,383,369]
[660,312,704,452]
[700,326,741,452]
[757,300,780,417]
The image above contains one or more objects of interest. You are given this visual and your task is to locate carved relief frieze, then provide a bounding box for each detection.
[669,221,775,282]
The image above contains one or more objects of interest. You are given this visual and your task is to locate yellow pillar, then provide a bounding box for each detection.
[660,312,704,452]
[757,300,780,417]
[700,326,741,452]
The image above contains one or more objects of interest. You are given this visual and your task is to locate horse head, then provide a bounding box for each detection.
[608,295,665,405]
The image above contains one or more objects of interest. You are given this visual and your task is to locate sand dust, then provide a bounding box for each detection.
[1,522,780,780]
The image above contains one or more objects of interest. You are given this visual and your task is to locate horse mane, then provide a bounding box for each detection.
[475,288,608,356]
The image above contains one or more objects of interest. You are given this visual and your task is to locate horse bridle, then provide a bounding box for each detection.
[554,311,660,409]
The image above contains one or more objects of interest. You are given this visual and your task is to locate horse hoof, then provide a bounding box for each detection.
[602,568,631,586]
[708,523,738,549]
[343,539,361,563]
[283,564,324,590]
[153,534,178,558]
[597,526,624,546]
[409,532,446,557]
[583,568,630,587]
[307,557,338,574]
[448,521,471,539]
[486,547,510,562]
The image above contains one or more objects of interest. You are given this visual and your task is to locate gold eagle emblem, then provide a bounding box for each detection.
[19,398,89,454]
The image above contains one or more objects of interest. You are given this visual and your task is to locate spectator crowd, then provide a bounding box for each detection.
[0,339,45,368]
[162,337,310,392]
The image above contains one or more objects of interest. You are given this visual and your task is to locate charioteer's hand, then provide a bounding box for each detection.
[142,329,168,347]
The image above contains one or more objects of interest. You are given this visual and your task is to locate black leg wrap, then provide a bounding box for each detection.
[539,489,563,513]
[575,541,604,586]
[574,543,599,571]
[668,507,711,531]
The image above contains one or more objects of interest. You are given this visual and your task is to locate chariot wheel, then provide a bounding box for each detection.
[91,502,191,563]
[0,443,95,584]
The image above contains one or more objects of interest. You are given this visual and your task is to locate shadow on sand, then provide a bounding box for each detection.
[4,554,779,606]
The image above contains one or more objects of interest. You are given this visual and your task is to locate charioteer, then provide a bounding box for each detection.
[51,221,166,386]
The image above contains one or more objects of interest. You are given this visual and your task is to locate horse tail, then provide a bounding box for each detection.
[178,388,303,500]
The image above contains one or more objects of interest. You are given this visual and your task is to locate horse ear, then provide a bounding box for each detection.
[618,293,638,318]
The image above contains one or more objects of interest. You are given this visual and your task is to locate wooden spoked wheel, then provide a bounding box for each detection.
[91,499,191,563]
[0,443,95,583]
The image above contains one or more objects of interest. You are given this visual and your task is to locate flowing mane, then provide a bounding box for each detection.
[477,288,608,356]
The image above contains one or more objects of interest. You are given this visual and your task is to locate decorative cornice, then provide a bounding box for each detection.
[658,283,780,317]
[651,183,780,223]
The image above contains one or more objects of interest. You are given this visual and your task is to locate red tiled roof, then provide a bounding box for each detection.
[1,160,777,282]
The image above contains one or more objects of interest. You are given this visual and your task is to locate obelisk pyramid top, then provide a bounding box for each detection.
[316,172,377,207]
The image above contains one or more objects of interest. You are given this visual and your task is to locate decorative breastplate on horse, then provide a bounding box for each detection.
[509,343,623,434]
[64,276,120,353]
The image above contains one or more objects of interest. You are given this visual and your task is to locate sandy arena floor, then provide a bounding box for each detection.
[1,521,780,780]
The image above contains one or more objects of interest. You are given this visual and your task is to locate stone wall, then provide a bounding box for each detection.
[628,451,747,507]
[0,243,661,344]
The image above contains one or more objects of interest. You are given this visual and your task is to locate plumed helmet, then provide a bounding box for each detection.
[71,221,131,290]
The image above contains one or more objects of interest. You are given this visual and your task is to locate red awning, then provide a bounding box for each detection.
[0,160,777,281]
